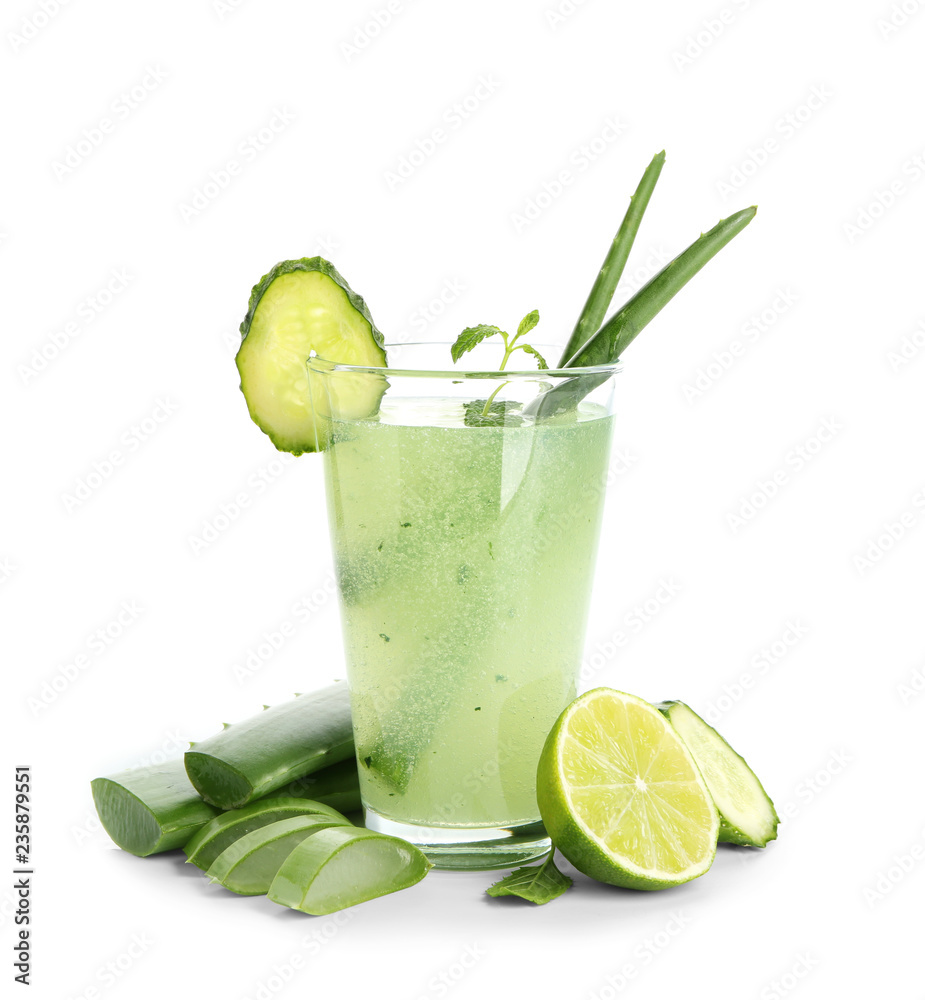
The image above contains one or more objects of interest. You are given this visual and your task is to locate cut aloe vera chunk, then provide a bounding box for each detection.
[268,826,431,915]
[91,759,219,857]
[280,758,361,813]
[236,257,387,454]
[185,684,354,809]
[207,815,352,896]
[184,796,349,872]
[657,700,779,848]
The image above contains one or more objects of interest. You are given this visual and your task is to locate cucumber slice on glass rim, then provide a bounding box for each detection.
[235,257,387,454]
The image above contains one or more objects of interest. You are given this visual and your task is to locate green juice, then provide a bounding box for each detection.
[323,397,614,832]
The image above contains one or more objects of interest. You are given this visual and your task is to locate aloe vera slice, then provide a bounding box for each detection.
[268,826,431,915]
[207,815,351,895]
[280,758,361,813]
[91,759,219,857]
[184,796,349,872]
[185,684,354,809]
[236,257,387,454]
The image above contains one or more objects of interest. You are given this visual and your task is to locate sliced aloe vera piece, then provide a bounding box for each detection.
[269,826,431,915]
[657,700,779,848]
[280,758,361,813]
[184,796,349,871]
[236,257,387,454]
[91,759,219,857]
[185,684,354,809]
[207,815,351,896]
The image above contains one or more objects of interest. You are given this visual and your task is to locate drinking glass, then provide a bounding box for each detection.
[309,341,620,869]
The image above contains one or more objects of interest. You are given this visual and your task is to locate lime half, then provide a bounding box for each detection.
[537,688,718,890]
[657,701,779,848]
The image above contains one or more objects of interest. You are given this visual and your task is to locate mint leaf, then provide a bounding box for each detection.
[463,399,524,427]
[520,344,549,369]
[451,325,504,363]
[516,309,540,339]
[485,851,572,905]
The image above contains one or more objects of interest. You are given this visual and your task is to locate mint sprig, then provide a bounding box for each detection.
[485,851,573,905]
[451,310,549,371]
[451,310,548,421]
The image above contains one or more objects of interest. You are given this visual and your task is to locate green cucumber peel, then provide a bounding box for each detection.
[184,796,349,872]
[185,684,354,809]
[268,826,431,915]
[207,815,352,896]
[558,150,665,367]
[91,759,219,857]
[564,206,757,368]
[240,258,384,353]
[656,700,779,848]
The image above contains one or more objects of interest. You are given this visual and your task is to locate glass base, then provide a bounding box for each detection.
[364,808,551,871]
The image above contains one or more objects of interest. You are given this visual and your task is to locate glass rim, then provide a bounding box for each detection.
[307,340,623,379]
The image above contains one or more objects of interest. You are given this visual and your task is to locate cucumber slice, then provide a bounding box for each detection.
[207,815,350,896]
[185,684,354,809]
[657,700,779,848]
[280,758,361,813]
[268,826,431,915]
[184,796,349,872]
[91,759,219,857]
[236,257,387,454]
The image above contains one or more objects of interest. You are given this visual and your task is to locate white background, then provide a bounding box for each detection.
[4,0,924,997]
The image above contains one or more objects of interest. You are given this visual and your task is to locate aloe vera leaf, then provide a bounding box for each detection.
[564,206,757,368]
[279,757,361,813]
[184,796,350,871]
[91,759,220,857]
[268,826,431,915]
[185,684,354,809]
[522,371,612,420]
[558,151,666,367]
[207,815,351,895]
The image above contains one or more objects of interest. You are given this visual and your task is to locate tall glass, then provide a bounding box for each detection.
[309,342,620,869]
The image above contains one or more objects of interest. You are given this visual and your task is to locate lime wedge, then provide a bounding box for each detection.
[536,688,718,890]
[236,257,387,454]
[657,701,779,848]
